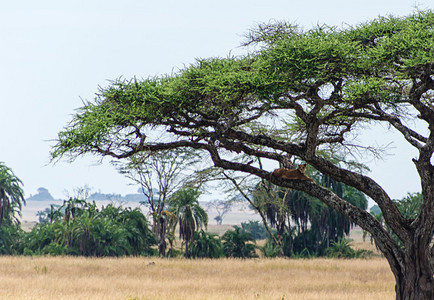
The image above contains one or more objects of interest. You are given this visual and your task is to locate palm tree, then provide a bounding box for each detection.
[169,188,208,258]
[71,212,91,255]
[107,205,157,255]
[325,237,356,258]
[0,162,25,226]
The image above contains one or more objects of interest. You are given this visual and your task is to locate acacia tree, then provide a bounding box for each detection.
[206,199,234,225]
[52,12,433,299]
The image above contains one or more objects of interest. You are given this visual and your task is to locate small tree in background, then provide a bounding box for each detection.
[207,199,234,225]
[115,149,200,257]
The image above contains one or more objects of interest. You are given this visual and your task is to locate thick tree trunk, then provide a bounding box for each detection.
[392,248,434,300]
[395,157,434,299]
[267,173,433,300]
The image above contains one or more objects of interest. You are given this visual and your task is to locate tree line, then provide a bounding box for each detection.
[0,160,422,260]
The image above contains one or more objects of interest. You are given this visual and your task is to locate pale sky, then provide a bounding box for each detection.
[0,0,429,201]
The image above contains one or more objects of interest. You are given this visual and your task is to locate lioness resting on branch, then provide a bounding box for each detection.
[271,164,314,182]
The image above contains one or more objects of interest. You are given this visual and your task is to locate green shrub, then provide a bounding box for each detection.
[222,226,257,258]
[325,238,355,258]
[189,230,223,258]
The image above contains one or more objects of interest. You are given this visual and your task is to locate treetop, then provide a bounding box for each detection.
[51,11,433,162]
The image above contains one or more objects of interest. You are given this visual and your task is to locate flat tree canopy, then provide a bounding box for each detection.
[52,11,433,300]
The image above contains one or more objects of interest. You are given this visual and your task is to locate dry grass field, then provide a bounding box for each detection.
[0,256,394,300]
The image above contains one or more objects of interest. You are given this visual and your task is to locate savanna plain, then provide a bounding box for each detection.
[0,256,394,300]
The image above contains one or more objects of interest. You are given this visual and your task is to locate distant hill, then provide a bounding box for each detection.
[88,188,159,202]
[27,188,152,203]
[88,192,144,202]
[123,193,144,202]
[27,187,55,201]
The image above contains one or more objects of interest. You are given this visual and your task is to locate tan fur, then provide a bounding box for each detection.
[271,164,314,182]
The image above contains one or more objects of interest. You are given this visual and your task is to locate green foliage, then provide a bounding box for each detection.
[22,222,58,255]
[188,230,223,258]
[40,242,68,256]
[370,192,424,248]
[262,230,318,258]
[260,240,281,258]
[51,55,267,160]
[251,165,368,258]
[222,226,257,258]
[240,220,269,240]
[0,162,25,226]
[325,237,374,259]
[291,228,322,257]
[294,172,367,255]
[395,192,423,219]
[0,224,23,254]
[169,188,208,258]
[256,12,433,97]
[51,11,434,165]
[257,26,361,92]
[325,237,356,258]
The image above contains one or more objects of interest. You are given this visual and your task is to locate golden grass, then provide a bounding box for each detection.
[0,256,395,300]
